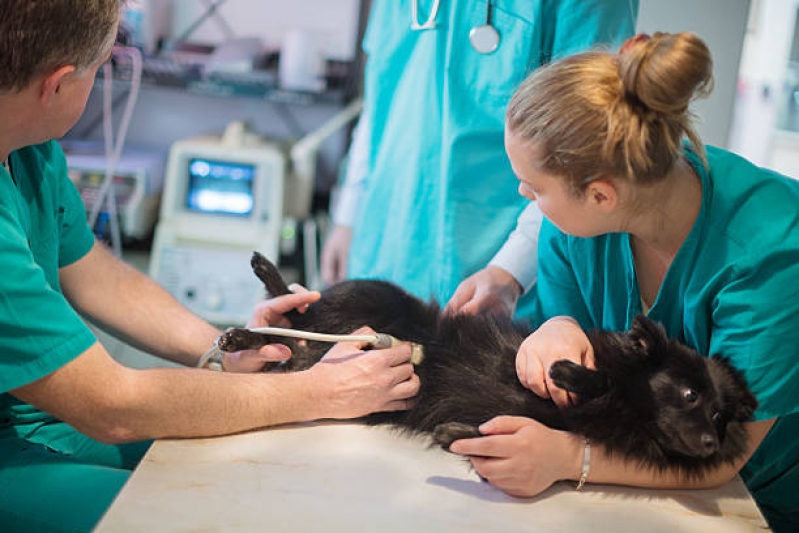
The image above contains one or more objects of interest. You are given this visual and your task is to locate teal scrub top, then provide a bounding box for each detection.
[535,146,799,516]
[347,0,638,306]
[0,141,97,434]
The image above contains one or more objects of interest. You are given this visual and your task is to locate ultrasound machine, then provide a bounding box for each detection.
[149,102,361,325]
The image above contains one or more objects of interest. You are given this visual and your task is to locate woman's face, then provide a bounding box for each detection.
[505,130,605,237]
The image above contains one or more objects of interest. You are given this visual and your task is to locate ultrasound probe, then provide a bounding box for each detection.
[199,327,425,370]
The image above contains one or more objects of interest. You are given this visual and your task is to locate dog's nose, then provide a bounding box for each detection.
[701,433,719,455]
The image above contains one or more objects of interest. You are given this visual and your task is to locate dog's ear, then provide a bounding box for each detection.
[709,354,758,421]
[627,315,669,356]
[251,251,291,297]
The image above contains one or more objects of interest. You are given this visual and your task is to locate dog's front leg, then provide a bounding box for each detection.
[432,422,483,450]
[549,360,610,399]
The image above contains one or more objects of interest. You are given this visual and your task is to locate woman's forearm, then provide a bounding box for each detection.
[573,419,774,490]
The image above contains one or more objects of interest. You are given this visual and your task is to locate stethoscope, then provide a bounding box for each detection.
[411,0,501,55]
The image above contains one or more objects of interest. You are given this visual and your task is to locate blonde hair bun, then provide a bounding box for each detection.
[618,32,713,115]
[506,32,713,189]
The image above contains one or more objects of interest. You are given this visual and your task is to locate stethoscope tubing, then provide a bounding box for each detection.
[411,0,500,54]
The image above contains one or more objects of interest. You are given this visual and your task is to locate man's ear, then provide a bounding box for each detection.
[585,178,618,213]
[39,65,76,107]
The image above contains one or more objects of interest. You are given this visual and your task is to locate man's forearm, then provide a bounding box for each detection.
[108,366,323,442]
[61,242,219,366]
[98,262,220,366]
[12,343,326,443]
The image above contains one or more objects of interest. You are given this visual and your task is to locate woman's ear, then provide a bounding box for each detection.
[585,179,618,213]
[39,65,75,107]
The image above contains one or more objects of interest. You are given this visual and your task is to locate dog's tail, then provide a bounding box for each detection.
[251,252,291,297]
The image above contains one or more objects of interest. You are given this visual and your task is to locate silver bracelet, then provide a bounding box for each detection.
[576,438,591,490]
[196,339,225,372]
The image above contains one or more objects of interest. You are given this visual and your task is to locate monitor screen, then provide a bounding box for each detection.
[186,158,255,217]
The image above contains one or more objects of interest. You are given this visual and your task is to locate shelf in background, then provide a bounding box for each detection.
[98,55,352,106]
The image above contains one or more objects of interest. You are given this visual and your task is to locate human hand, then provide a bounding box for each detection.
[222,289,321,373]
[448,416,583,498]
[444,266,522,316]
[310,327,420,419]
[516,316,594,408]
[321,225,353,286]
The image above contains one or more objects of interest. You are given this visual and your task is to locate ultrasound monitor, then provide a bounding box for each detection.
[186,158,255,217]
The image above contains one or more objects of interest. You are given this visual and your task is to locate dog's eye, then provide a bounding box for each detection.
[712,412,721,423]
[683,389,698,403]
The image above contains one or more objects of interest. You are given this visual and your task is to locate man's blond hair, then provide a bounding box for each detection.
[0,0,121,93]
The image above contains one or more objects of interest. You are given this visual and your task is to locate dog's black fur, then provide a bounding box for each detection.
[219,253,758,478]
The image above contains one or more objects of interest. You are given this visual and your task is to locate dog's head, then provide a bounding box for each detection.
[626,315,758,458]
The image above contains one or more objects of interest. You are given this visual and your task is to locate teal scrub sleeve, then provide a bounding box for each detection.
[536,219,595,330]
[548,0,639,61]
[49,142,96,267]
[0,203,96,393]
[709,245,799,421]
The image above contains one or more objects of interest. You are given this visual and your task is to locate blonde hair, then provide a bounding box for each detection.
[506,32,713,193]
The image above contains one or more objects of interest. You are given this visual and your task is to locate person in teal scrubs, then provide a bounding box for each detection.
[447,33,799,532]
[321,0,639,319]
[0,3,419,531]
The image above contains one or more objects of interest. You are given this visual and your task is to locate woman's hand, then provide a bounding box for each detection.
[449,416,583,498]
[445,266,523,316]
[321,225,353,286]
[310,327,421,419]
[516,316,594,408]
[222,289,322,373]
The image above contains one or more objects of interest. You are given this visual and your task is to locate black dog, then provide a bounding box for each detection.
[219,253,758,478]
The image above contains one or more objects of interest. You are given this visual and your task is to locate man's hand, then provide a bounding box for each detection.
[310,327,420,419]
[223,290,322,373]
[445,266,523,316]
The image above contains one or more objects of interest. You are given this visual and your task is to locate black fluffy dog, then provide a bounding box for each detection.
[219,253,758,478]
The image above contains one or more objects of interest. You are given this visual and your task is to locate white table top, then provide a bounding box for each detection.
[96,421,770,532]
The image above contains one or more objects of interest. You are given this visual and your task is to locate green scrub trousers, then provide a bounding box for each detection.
[0,141,151,531]
[0,423,151,533]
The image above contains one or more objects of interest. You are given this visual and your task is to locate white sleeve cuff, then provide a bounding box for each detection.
[489,203,543,293]
[331,112,370,227]
[331,183,365,227]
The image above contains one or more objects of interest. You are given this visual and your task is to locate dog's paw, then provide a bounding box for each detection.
[550,360,609,399]
[549,360,582,390]
[250,252,291,297]
[432,422,482,450]
[217,328,266,352]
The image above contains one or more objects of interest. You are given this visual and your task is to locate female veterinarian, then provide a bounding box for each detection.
[448,32,799,532]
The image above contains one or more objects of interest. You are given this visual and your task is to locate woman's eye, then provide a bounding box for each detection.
[683,389,698,403]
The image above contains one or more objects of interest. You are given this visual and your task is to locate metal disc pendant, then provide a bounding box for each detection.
[469,24,500,54]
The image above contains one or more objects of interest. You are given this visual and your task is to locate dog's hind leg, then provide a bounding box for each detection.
[218,327,303,356]
[251,252,291,297]
[218,327,269,352]
[550,360,609,399]
[217,327,315,372]
[432,422,483,450]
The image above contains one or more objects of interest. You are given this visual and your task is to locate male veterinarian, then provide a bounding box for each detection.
[0,2,419,531]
